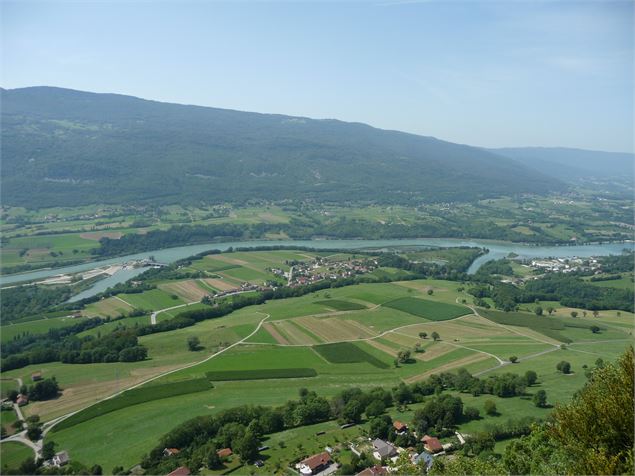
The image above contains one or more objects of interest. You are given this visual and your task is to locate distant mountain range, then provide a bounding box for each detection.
[2,86,623,208]
[490,147,634,183]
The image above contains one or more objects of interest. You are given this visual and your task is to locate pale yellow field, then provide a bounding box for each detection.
[159,280,209,302]
[202,278,237,292]
[274,320,319,345]
[405,353,492,383]
[262,322,289,345]
[83,296,133,317]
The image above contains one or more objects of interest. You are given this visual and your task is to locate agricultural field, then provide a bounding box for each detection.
[118,289,185,311]
[384,297,470,321]
[0,441,34,472]
[1,315,88,343]
[0,243,631,473]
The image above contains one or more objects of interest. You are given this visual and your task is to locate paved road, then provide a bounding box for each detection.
[149,301,197,325]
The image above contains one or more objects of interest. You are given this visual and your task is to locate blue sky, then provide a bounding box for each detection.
[2,0,633,152]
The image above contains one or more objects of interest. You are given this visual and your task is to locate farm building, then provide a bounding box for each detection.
[163,448,180,457]
[296,451,333,475]
[167,466,190,476]
[372,439,397,461]
[52,451,69,467]
[393,420,408,434]
[217,448,233,458]
[356,465,388,476]
[31,371,43,382]
[16,394,28,406]
[422,435,443,453]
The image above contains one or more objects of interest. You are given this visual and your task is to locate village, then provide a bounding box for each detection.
[157,418,467,476]
[525,256,602,274]
[269,256,378,288]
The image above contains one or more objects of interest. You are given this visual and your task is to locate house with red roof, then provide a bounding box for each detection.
[295,451,333,475]
[167,466,190,476]
[217,448,233,459]
[393,420,408,435]
[422,435,443,453]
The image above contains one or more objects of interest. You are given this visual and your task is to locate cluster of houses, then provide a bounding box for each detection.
[157,417,464,476]
[270,256,378,287]
[296,420,457,476]
[528,257,601,274]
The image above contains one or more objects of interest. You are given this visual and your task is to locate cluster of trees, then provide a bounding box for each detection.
[431,348,633,475]
[473,259,514,278]
[468,273,633,312]
[418,368,535,398]
[1,285,72,323]
[375,248,485,280]
[1,327,147,371]
[7,378,60,402]
[139,366,543,475]
[93,223,256,257]
[412,394,465,434]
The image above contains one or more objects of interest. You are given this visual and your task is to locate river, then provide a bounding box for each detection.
[1,238,632,301]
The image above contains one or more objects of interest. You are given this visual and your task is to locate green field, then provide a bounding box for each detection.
[119,289,185,310]
[1,315,87,342]
[53,378,213,432]
[478,308,615,343]
[314,342,390,368]
[383,297,470,321]
[0,441,34,471]
[205,368,317,381]
[1,407,18,435]
[313,299,367,311]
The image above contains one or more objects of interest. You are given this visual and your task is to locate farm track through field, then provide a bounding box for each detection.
[405,353,492,383]
[467,304,562,348]
[37,311,272,440]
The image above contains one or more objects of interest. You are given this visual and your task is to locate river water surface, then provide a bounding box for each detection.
[2,238,631,301]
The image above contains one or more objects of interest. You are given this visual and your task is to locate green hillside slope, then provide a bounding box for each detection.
[1,86,563,207]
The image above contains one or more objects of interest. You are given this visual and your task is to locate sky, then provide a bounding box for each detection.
[1,0,633,152]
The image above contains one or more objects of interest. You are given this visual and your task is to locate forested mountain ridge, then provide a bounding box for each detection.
[1,86,563,207]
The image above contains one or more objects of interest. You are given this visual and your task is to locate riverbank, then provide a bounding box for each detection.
[2,237,632,295]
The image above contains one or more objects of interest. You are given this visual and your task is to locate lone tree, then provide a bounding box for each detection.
[525,370,538,386]
[570,311,578,318]
[187,336,201,351]
[592,310,599,318]
[484,400,497,416]
[419,332,428,339]
[533,390,548,408]
[557,361,572,374]
[509,356,518,363]
[547,307,555,315]
[534,306,543,316]
[431,331,440,341]
[397,349,411,363]
[590,325,600,334]
[427,289,434,295]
